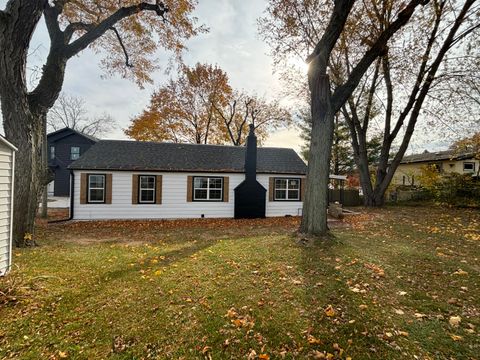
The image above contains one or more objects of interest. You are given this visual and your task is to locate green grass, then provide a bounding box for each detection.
[1,207,479,359]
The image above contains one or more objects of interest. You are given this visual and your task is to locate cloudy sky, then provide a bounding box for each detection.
[1,0,302,151]
[1,0,466,154]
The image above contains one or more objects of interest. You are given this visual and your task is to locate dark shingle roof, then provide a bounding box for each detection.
[69,140,307,174]
[47,127,99,143]
[400,150,475,164]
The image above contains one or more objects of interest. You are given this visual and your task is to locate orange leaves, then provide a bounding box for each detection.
[225,307,255,329]
[324,305,336,317]
[125,62,232,144]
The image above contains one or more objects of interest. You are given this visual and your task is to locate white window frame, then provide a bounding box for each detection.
[274,178,300,201]
[71,146,80,160]
[463,162,475,172]
[193,177,223,201]
[50,146,55,159]
[88,174,105,203]
[139,175,156,204]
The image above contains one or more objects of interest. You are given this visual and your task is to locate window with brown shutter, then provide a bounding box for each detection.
[80,173,87,204]
[155,175,162,204]
[187,176,193,202]
[223,176,229,202]
[300,178,306,201]
[268,177,274,201]
[132,174,162,204]
[105,174,112,204]
[132,175,139,204]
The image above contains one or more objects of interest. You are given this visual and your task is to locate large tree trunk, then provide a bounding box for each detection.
[300,72,334,236]
[3,106,45,246]
[0,0,53,246]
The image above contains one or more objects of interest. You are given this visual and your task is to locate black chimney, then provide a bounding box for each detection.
[245,124,257,182]
[233,123,266,219]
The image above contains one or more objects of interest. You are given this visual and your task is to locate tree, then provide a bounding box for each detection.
[339,0,480,206]
[213,91,292,146]
[0,0,201,246]
[125,63,292,146]
[125,63,232,144]
[260,0,430,235]
[48,93,117,137]
[260,0,480,209]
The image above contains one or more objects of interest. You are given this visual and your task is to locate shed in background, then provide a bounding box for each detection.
[0,135,16,276]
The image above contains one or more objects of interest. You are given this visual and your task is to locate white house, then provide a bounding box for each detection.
[69,126,308,220]
[0,135,16,276]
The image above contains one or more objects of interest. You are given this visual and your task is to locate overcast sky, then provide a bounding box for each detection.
[0,0,464,154]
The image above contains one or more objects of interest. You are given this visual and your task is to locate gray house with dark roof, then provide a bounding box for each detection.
[68,126,308,220]
[48,127,98,196]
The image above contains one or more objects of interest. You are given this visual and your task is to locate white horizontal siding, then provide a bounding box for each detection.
[257,175,304,217]
[73,171,305,220]
[0,142,12,276]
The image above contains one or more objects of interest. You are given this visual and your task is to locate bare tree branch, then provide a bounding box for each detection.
[110,26,133,68]
[65,2,168,59]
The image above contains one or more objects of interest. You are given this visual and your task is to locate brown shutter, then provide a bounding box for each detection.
[105,174,112,204]
[132,175,139,204]
[155,175,162,204]
[300,177,306,201]
[269,177,275,201]
[80,173,87,204]
[187,176,193,202]
[223,177,229,202]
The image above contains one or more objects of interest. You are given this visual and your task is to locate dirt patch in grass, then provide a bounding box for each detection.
[2,205,479,359]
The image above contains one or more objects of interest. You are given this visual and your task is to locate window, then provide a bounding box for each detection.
[274,178,300,200]
[193,177,223,201]
[71,146,80,160]
[50,146,55,159]
[463,162,475,172]
[139,176,156,203]
[88,174,105,203]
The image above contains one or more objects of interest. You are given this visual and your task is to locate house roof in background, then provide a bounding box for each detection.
[401,150,475,164]
[69,140,307,174]
[47,127,99,143]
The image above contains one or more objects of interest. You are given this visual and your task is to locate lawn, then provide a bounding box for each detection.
[1,206,479,359]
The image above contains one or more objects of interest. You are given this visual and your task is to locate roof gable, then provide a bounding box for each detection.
[47,127,98,143]
[69,140,307,175]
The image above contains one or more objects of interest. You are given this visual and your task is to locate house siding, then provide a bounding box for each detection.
[48,130,96,196]
[392,159,480,186]
[0,142,14,276]
[72,171,304,220]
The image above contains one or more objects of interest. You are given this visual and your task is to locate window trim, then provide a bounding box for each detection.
[87,174,106,204]
[70,146,81,160]
[463,162,475,172]
[273,177,301,201]
[138,175,156,204]
[192,176,224,202]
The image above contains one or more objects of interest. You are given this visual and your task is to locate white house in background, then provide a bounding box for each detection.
[68,125,309,220]
[0,135,16,276]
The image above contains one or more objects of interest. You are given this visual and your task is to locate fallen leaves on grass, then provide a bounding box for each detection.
[324,305,336,317]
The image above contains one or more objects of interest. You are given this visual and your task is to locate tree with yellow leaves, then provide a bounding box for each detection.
[125,63,292,146]
[0,0,202,246]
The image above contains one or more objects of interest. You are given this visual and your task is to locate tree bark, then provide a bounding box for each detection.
[300,69,334,236]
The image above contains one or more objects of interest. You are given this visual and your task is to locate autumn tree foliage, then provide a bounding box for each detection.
[260,0,431,235]
[260,0,480,210]
[125,63,292,146]
[0,0,201,246]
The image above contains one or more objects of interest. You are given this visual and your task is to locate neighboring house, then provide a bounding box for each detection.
[47,128,98,196]
[68,126,309,220]
[0,135,16,276]
[392,150,479,186]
